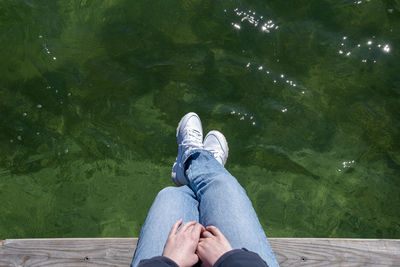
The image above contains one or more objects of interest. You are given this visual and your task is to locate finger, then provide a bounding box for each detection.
[201,230,214,238]
[191,223,203,237]
[168,219,182,236]
[196,241,205,254]
[180,221,197,232]
[206,225,223,237]
[196,243,207,264]
[192,254,199,264]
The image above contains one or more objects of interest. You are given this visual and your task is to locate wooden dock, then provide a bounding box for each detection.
[1,238,399,266]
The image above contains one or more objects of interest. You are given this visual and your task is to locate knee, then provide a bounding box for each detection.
[156,186,180,200]
[156,186,190,204]
[153,187,191,212]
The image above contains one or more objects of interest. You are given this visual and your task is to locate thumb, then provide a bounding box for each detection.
[168,219,182,237]
[206,226,224,237]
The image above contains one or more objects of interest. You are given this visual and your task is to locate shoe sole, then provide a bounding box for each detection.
[204,130,229,165]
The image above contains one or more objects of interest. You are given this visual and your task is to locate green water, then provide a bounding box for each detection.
[0,0,399,239]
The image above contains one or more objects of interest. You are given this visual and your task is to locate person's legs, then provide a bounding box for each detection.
[185,149,280,267]
[131,186,199,267]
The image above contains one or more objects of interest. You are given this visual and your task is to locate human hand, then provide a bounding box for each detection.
[196,225,233,267]
[163,219,204,267]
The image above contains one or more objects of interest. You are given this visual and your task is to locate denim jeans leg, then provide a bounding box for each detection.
[131,186,199,267]
[186,149,280,267]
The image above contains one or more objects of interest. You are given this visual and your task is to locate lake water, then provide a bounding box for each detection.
[0,0,399,239]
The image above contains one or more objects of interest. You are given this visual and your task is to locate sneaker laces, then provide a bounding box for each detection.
[181,128,203,147]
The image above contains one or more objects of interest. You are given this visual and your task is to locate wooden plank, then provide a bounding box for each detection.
[1,238,399,266]
[269,238,400,266]
[0,238,137,267]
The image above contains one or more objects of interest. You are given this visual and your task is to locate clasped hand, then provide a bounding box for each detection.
[163,219,233,267]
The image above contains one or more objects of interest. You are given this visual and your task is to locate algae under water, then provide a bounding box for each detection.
[0,0,399,239]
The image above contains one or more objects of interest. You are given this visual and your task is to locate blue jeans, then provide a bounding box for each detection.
[131,150,279,267]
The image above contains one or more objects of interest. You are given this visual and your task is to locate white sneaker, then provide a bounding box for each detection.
[203,130,229,166]
[171,112,204,185]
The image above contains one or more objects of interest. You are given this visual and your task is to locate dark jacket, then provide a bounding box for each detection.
[138,248,269,267]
